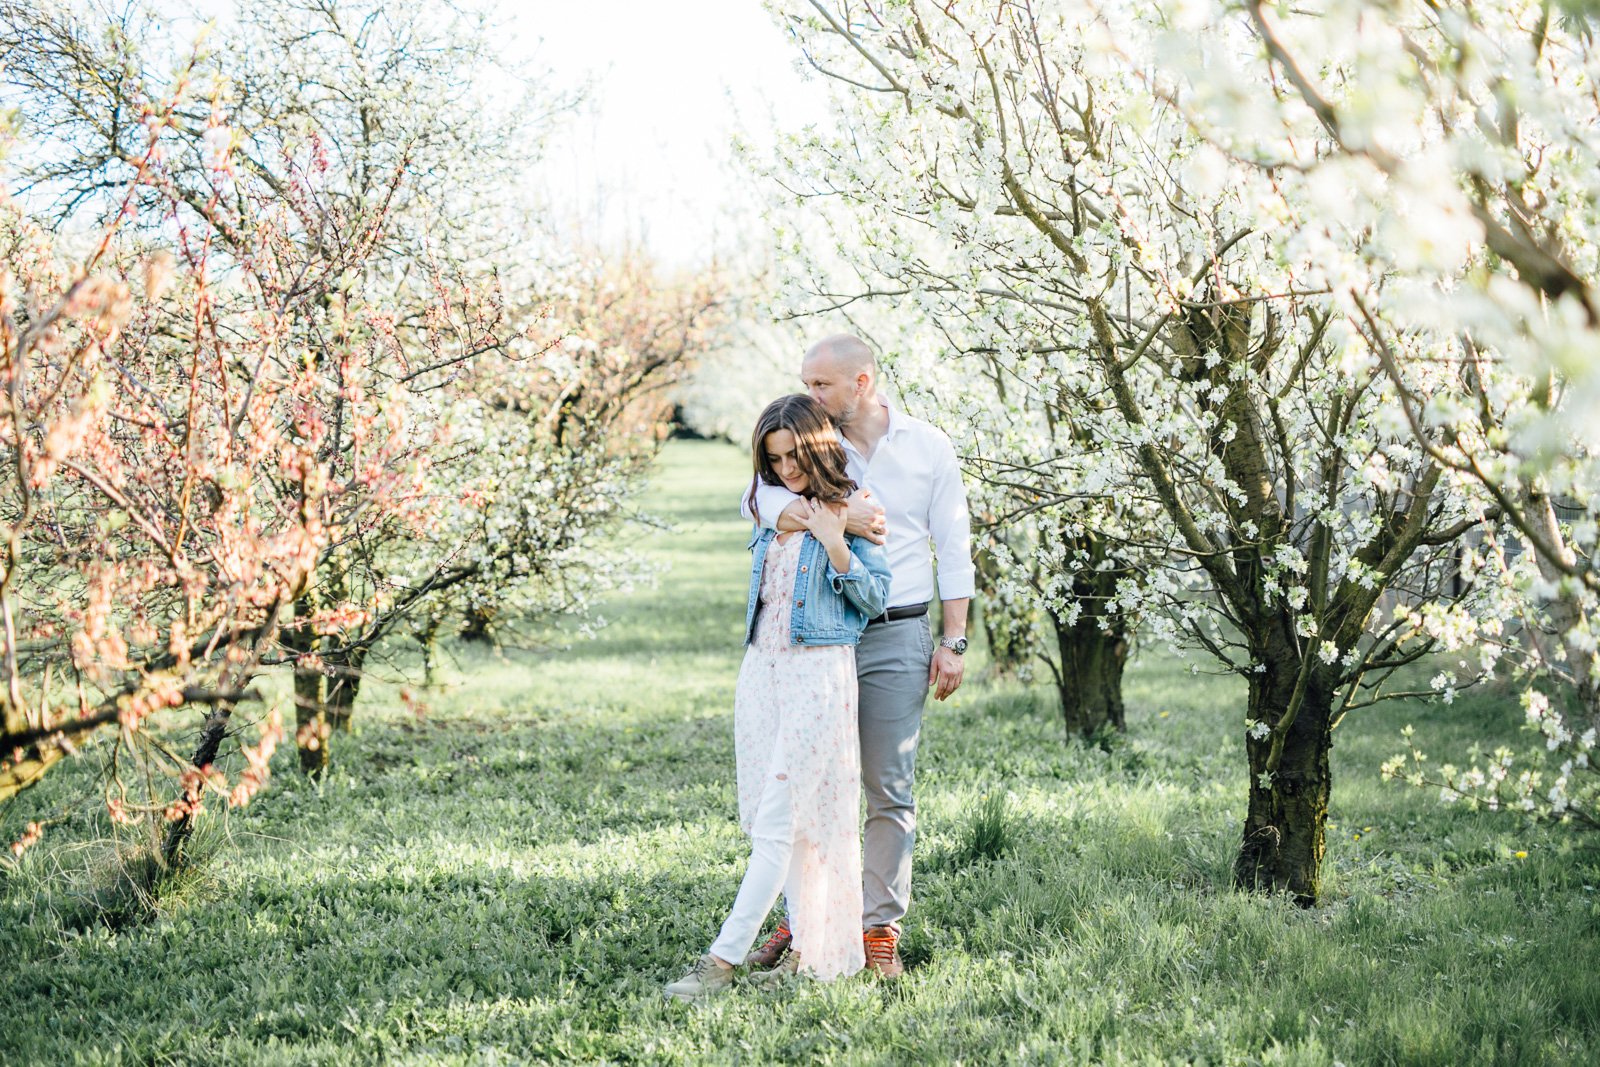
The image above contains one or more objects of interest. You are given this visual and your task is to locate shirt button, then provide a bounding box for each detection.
[800,565,807,573]
[796,600,804,607]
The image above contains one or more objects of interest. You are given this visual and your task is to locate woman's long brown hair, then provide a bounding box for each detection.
[745,394,857,525]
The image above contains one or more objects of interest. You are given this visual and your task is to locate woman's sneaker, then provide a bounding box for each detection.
[747,952,801,987]
[663,954,735,1001]
[744,920,792,969]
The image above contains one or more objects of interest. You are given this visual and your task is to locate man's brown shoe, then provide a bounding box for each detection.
[863,926,904,978]
[745,919,792,969]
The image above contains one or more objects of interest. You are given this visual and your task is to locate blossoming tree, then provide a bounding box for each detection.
[1,0,720,880]
[0,79,324,858]
[1159,0,1600,824]
[768,0,1498,901]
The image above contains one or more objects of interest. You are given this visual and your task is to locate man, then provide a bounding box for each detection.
[741,334,974,978]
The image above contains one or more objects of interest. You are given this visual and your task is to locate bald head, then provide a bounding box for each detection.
[800,334,878,429]
[805,334,877,378]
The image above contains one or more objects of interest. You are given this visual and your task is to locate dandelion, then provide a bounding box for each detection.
[1514,851,1528,859]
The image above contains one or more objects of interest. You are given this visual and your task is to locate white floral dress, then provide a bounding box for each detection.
[734,532,865,980]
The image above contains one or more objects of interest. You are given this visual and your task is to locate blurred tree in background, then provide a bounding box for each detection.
[0,0,724,879]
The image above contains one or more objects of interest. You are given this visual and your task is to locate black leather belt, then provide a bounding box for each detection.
[868,604,928,626]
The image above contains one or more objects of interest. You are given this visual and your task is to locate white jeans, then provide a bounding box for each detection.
[709,771,797,965]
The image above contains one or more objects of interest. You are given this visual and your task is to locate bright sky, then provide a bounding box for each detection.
[509,1,832,268]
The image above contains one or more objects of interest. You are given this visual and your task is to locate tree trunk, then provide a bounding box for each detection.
[2,692,25,738]
[416,615,442,688]
[1520,485,1599,736]
[975,590,1032,681]
[1234,623,1335,905]
[286,594,366,778]
[284,598,322,777]
[973,545,1030,678]
[1579,676,1600,744]
[293,648,363,778]
[290,653,327,778]
[1048,540,1131,740]
[323,655,362,733]
[162,701,232,869]
[1054,612,1128,738]
[460,604,495,644]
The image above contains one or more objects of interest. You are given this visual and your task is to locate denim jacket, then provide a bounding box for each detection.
[743,526,892,647]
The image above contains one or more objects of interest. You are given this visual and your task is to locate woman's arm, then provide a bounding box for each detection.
[749,484,888,541]
[829,536,890,620]
[795,497,853,572]
[799,500,889,617]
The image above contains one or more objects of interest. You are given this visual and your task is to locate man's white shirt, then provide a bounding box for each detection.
[744,397,975,610]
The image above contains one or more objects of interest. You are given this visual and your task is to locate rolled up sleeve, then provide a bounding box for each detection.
[741,480,800,529]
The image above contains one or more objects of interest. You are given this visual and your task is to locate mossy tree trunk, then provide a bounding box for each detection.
[1054,618,1128,738]
[1041,527,1132,740]
[1234,618,1336,905]
[1050,570,1130,739]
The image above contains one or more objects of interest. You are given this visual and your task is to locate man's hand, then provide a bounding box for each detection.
[930,646,964,701]
[930,599,970,701]
[843,488,887,544]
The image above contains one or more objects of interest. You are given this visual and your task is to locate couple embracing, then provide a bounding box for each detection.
[665,334,973,999]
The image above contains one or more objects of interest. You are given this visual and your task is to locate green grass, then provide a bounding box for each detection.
[4,438,1600,1065]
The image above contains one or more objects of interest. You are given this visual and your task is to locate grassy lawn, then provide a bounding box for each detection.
[4,438,1599,1065]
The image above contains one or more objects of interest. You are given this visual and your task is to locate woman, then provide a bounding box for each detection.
[665,395,891,1000]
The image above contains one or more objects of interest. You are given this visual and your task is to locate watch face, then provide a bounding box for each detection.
[945,636,968,654]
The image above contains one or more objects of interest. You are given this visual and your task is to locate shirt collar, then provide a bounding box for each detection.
[839,394,900,461]
[875,392,907,439]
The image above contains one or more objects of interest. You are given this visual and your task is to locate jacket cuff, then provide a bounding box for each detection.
[827,556,868,592]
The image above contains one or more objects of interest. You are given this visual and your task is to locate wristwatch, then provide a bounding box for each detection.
[939,635,968,655]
